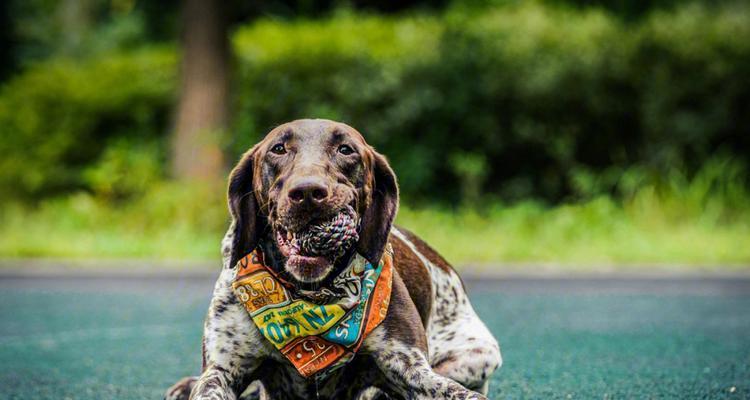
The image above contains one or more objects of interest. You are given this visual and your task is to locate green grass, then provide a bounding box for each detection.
[0,183,225,261]
[410,160,750,268]
[1,160,749,268]
[398,199,750,267]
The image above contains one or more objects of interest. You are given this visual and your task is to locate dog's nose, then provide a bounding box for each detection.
[288,178,329,204]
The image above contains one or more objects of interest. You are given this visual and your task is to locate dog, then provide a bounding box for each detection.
[166,119,501,400]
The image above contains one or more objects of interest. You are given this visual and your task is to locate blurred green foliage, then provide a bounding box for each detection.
[4,0,171,75]
[3,2,748,205]
[233,3,750,203]
[1,159,747,264]
[0,1,748,264]
[0,47,176,198]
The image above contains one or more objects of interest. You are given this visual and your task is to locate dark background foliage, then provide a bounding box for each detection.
[0,0,748,205]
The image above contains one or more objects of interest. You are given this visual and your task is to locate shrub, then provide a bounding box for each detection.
[0,47,176,199]
[1,3,748,204]
[632,3,750,172]
[231,2,750,202]
[82,137,164,200]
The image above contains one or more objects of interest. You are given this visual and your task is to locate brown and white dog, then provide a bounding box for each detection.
[166,119,501,400]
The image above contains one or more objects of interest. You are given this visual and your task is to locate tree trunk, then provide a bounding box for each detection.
[59,0,93,57]
[171,0,228,181]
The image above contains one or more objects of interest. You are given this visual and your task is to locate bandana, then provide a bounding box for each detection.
[232,247,393,378]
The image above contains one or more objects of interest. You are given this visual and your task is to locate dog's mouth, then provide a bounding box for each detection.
[273,205,359,282]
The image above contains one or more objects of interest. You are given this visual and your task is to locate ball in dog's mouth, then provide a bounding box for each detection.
[274,205,359,282]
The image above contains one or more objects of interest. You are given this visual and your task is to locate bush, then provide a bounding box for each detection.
[231,12,443,165]
[633,3,750,172]
[0,47,176,199]
[82,137,164,200]
[231,2,750,203]
[1,3,748,204]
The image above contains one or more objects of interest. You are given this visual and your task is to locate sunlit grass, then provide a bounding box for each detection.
[398,199,750,268]
[1,160,748,269]
[0,183,225,261]
[401,160,750,268]
[1,198,748,269]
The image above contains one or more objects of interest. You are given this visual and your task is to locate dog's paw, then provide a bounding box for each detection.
[354,386,390,400]
[448,389,487,400]
[165,376,198,400]
[466,392,488,400]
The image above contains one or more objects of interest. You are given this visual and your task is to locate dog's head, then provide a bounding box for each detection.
[227,119,398,284]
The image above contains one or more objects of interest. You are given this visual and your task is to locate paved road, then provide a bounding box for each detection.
[1,274,748,399]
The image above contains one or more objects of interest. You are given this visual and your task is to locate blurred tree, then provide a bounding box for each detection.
[58,0,94,56]
[171,0,228,181]
[170,0,446,181]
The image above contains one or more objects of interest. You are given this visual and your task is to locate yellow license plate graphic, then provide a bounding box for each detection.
[233,271,289,315]
[254,301,345,348]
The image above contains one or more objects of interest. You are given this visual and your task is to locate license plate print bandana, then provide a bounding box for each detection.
[232,247,393,378]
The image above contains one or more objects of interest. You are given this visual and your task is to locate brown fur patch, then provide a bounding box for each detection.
[389,232,432,326]
[395,226,455,274]
[380,268,428,354]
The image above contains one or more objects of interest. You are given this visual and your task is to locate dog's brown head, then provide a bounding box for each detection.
[227,119,398,284]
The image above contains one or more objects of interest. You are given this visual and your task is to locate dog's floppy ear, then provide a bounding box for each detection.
[357,149,399,265]
[227,146,262,268]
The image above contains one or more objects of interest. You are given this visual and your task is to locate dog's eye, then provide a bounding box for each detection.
[270,143,286,155]
[338,144,355,155]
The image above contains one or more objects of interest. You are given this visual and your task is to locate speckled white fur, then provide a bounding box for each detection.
[166,225,501,400]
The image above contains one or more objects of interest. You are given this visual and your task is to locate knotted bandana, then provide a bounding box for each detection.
[232,247,393,378]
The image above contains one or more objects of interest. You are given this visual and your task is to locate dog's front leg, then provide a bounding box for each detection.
[191,268,269,400]
[365,274,487,400]
[191,365,243,400]
[368,337,487,400]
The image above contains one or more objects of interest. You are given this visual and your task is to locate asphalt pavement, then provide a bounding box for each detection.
[0,271,748,399]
